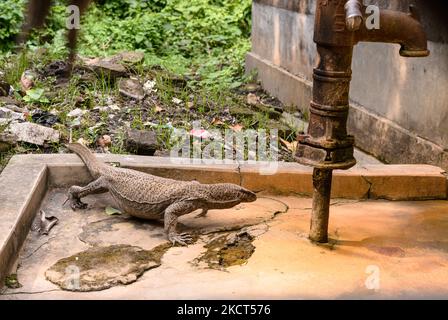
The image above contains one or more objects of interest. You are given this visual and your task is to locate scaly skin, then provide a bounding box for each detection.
[67,143,257,245]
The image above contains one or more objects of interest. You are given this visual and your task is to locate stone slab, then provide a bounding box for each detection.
[2,195,448,299]
[0,153,446,289]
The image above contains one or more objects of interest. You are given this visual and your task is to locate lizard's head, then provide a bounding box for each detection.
[218,184,257,203]
[238,188,257,203]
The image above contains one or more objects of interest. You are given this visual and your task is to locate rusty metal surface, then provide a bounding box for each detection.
[296,0,429,170]
[309,168,332,243]
[296,0,429,242]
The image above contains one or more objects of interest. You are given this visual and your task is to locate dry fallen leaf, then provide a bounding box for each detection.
[211,117,224,126]
[20,72,34,92]
[97,135,112,148]
[246,93,259,105]
[279,137,298,153]
[231,124,244,132]
[105,206,122,216]
[154,105,164,113]
[172,97,182,105]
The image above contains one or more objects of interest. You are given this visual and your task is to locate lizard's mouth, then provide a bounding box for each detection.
[242,190,257,202]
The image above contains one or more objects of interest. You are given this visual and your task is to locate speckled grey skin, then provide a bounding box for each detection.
[67,143,257,245]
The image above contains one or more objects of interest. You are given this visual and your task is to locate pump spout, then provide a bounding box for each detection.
[355,5,430,57]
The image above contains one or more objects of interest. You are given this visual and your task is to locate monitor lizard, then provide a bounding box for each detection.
[66,143,257,245]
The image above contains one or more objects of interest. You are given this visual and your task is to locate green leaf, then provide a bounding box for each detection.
[25,88,45,100]
[105,206,122,215]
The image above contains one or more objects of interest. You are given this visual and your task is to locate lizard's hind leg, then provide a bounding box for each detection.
[67,177,108,210]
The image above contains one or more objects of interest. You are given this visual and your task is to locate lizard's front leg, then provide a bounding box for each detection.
[67,177,108,210]
[164,202,197,246]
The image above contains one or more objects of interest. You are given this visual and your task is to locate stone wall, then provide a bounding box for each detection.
[246,0,448,170]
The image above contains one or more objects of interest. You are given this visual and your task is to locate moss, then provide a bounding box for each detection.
[197,232,255,269]
[5,274,22,289]
[46,243,172,291]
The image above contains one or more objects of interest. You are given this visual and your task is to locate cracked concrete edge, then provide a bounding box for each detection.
[0,154,447,288]
[6,154,448,199]
[0,160,48,289]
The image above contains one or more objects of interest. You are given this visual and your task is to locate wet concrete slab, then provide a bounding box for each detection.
[1,190,447,299]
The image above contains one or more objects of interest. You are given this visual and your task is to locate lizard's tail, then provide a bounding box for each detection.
[68,143,103,179]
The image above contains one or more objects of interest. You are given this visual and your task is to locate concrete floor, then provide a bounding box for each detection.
[1,189,448,300]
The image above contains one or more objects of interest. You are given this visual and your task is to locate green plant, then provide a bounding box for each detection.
[0,0,26,51]
[1,0,252,90]
[23,88,50,104]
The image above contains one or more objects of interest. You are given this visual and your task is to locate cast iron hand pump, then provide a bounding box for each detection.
[295,0,429,243]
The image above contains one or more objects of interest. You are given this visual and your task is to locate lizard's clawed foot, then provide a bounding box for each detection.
[71,198,88,210]
[67,194,88,210]
[169,232,193,246]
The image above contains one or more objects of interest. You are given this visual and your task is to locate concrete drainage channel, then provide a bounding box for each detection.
[0,154,447,298]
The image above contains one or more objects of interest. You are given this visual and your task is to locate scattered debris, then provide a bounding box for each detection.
[31,210,59,235]
[153,104,164,113]
[0,79,10,96]
[0,53,297,170]
[3,104,26,113]
[118,78,145,100]
[230,123,243,132]
[211,117,225,126]
[172,97,182,105]
[143,79,157,94]
[7,122,60,145]
[93,104,120,112]
[125,128,158,155]
[41,60,68,79]
[20,70,36,92]
[31,110,59,126]
[67,108,86,118]
[97,134,112,151]
[68,117,81,128]
[0,107,25,121]
[246,93,260,105]
[45,243,171,291]
[0,132,17,152]
[279,137,298,153]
